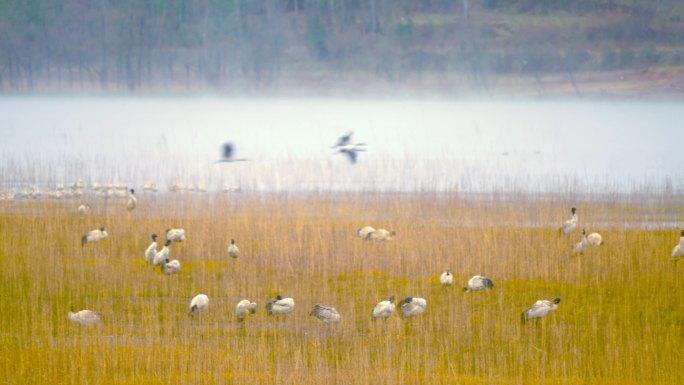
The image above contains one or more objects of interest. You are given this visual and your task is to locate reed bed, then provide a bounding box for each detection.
[0,191,682,384]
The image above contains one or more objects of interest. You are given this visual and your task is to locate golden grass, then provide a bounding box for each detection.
[0,192,682,384]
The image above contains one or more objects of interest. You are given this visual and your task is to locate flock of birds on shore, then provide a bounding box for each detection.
[0,132,367,203]
[0,176,236,203]
[12,132,678,328]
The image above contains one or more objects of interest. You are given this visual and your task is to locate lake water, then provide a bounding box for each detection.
[0,97,682,194]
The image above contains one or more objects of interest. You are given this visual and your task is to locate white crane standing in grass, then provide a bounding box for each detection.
[570,229,588,255]
[126,189,137,212]
[587,232,603,246]
[368,228,395,241]
[522,297,560,321]
[143,182,158,192]
[266,295,295,315]
[228,239,239,258]
[144,234,158,265]
[310,304,341,323]
[371,295,396,320]
[236,299,257,322]
[68,309,101,326]
[189,294,209,316]
[166,228,185,242]
[440,271,454,288]
[560,207,578,235]
[399,297,427,318]
[153,240,172,269]
[464,275,494,292]
[81,227,108,246]
[357,226,375,239]
[671,229,684,261]
[163,259,181,275]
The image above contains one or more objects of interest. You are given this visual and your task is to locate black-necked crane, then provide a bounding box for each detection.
[153,240,171,269]
[522,297,560,321]
[266,295,295,315]
[371,295,396,320]
[144,234,158,265]
[440,271,454,288]
[163,259,180,275]
[68,309,101,326]
[228,239,239,258]
[560,207,578,235]
[587,232,603,246]
[126,189,137,212]
[217,142,248,163]
[332,132,366,164]
[236,299,257,322]
[570,229,588,255]
[81,227,108,246]
[166,228,185,242]
[464,275,494,292]
[399,297,427,318]
[190,294,209,316]
[310,304,341,323]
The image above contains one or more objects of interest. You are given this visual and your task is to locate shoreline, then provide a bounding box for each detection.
[2,67,683,100]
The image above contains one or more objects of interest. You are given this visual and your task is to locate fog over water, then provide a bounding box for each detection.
[1,97,682,194]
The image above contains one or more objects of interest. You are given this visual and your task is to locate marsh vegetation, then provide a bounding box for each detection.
[1,190,682,384]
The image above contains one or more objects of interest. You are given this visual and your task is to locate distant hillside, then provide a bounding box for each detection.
[1,0,683,97]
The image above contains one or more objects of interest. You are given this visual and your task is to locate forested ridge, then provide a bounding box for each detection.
[2,0,684,95]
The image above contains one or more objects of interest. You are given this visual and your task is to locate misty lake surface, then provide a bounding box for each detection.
[0,97,682,193]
